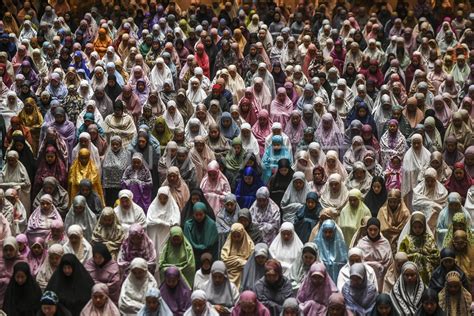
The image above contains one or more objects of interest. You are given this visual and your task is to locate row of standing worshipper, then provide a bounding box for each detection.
[0,183,472,316]
[0,124,474,268]
[2,117,474,314]
[5,94,469,210]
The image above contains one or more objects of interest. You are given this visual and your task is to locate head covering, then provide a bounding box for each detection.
[64,195,97,241]
[205,261,237,308]
[118,223,157,270]
[159,225,195,289]
[369,293,399,316]
[297,262,338,309]
[45,254,95,315]
[80,283,121,316]
[91,207,124,257]
[314,219,348,282]
[119,258,158,314]
[342,263,378,314]
[240,242,271,292]
[159,266,192,315]
[269,222,304,273]
[390,261,425,315]
[232,290,270,316]
[3,262,42,315]
[221,223,255,286]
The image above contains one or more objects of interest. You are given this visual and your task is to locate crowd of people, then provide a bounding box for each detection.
[1,0,474,315]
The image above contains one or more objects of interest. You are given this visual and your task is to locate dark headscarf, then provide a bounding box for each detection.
[271,61,287,90]
[294,192,322,242]
[445,162,473,200]
[268,158,294,205]
[181,188,216,226]
[366,217,382,242]
[415,289,445,316]
[235,166,265,208]
[443,136,464,167]
[428,248,469,293]
[91,242,112,268]
[238,208,263,244]
[12,133,36,173]
[364,176,388,217]
[46,254,95,316]
[159,266,192,315]
[3,262,42,315]
[104,74,123,102]
[370,293,400,316]
[78,179,103,216]
[421,109,445,139]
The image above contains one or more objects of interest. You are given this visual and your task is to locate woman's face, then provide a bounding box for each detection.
[193,211,205,223]
[371,181,382,194]
[303,251,317,267]
[192,299,206,315]
[453,235,468,250]
[15,270,27,285]
[422,299,438,315]
[146,297,160,312]
[231,230,243,242]
[281,230,293,242]
[377,303,392,316]
[454,168,465,180]
[221,117,232,128]
[312,170,323,182]
[93,252,105,266]
[327,158,336,169]
[62,264,73,276]
[354,169,365,181]
[411,221,424,236]
[403,268,418,285]
[131,267,147,280]
[243,175,254,185]
[158,193,168,205]
[74,203,85,214]
[327,304,345,316]
[132,158,142,169]
[265,269,279,284]
[348,196,359,208]
[92,292,107,309]
[49,253,61,267]
[69,234,80,246]
[293,179,305,191]
[41,305,57,316]
[212,272,225,286]
[208,170,218,181]
[111,140,121,152]
[40,200,52,213]
[425,176,436,188]
[165,275,179,288]
[412,139,422,151]
[367,224,379,239]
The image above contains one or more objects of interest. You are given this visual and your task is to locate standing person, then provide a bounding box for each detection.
[119,258,158,316]
[101,136,131,207]
[183,202,219,268]
[146,186,181,260]
[254,259,293,315]
[390,262,426,316]
[80,283,120,316]
[3,262,42,315]
[200,159,231,216]
[46,254,94,316]
[121,152,153,212]
[398,212,440,284]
